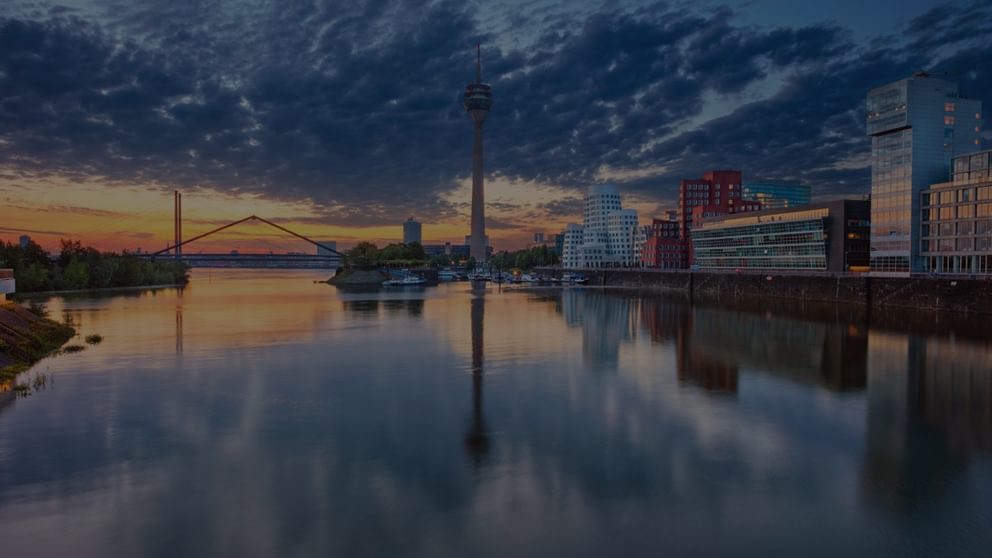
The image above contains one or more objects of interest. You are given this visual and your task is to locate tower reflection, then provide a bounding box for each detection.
[464,293,490,466]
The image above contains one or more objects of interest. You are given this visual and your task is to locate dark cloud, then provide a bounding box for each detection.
[0,0,990,227]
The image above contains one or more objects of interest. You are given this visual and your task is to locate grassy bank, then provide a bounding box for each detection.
[0,303,75,387]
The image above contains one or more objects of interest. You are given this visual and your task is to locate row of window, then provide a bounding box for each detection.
[922,237,992,253]
[924,255,992,274]
[923,219,992,237]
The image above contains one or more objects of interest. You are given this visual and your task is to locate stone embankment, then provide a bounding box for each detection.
[0,303,75,389]
[327,269,388,287]
[536,268,992,315]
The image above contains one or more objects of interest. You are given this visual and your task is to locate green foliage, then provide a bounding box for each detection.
[488,245,560,271]
[0,239,189,294]
[346,242,429,268]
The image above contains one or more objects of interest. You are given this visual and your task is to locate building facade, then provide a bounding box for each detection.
[678,170,747,241]
[561,185,641,268]
[691,200,870,272]
[741,181,811,209]
[867,73,982,275]
[641,219,686,269]
[403,218,422,245]
[920,149,992,274]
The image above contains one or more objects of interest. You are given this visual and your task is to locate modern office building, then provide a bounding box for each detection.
[867,73,982,275]
[920,149,992,274]
[561,185,641,268]
[19,235,30,249]
[742,181,811,209]
[403,218,422,245]
[552,233,564,256]
[316,240,338,256]
[641,219,686,269]
[464,45,494,262]
[691,199,870,272]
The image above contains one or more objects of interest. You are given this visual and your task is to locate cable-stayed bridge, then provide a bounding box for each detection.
[144,192,345,269]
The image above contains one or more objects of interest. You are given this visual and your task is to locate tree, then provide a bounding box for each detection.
[347,242,380,268]
[59,259,89,290]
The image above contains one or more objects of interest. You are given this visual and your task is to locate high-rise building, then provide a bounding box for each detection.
[561,185,641,268]
[403,218,422,245]
[742,181,811,209]
[464,45,494,262]
[316,240,338,256]
[19,235,30,249]
[867,73,982,275]
[920,149,992,274]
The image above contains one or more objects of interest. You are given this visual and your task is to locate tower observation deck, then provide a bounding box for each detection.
[464,45,493,262]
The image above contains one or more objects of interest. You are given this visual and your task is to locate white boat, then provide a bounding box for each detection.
[438,269,458,282]
[382,275,426,286]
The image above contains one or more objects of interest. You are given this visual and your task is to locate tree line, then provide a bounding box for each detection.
[0,239,190,293]
[346,242,428,268]
[487,245,559,270]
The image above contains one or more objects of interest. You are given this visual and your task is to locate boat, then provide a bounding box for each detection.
[382,275,426,286]
[438,269,458,282]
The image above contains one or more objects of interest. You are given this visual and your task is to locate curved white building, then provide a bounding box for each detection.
[562,185,642,269]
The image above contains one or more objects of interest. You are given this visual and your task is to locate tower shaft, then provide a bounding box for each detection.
[470,120,486,261]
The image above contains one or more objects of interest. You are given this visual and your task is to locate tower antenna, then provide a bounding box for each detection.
[476,43,482,83]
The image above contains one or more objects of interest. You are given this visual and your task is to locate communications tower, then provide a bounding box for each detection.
[464,45,493,261]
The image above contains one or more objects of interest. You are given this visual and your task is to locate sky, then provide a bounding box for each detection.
[1,0,991,253]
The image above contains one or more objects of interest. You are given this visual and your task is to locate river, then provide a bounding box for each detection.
[0,269,990,557]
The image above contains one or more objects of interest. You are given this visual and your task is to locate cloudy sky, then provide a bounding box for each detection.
[1,0,990,252]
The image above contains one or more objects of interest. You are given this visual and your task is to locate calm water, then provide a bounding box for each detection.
[1,269,991,557]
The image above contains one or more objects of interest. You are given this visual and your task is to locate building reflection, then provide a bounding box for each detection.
[637,296,868,394]
[863,331,992,514]
[560,290,638,369]
[464,293,489,466]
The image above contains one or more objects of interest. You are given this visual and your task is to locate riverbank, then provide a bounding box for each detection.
[535,268,992,315]
[0,302,75,389]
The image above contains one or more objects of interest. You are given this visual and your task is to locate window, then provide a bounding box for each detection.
[945,102,956,112]
[944,115,956,126]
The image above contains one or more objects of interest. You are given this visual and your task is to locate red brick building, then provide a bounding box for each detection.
[641,219,685,269]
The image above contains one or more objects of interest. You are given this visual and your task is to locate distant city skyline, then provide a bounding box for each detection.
[0,1,990,253]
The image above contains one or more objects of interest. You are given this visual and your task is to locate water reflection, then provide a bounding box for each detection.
[0,273,990,557]
[464,294,489,466]
[547,288,992,521]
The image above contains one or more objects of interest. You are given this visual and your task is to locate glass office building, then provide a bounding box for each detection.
[920,149,992,274]
[741,181,811,209]
[867,73,982,275]
[691,200,870,272]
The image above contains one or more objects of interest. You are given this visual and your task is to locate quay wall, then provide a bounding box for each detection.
[536,268,992,315]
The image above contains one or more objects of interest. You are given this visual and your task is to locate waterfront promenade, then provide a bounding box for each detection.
[537,268,992,315]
